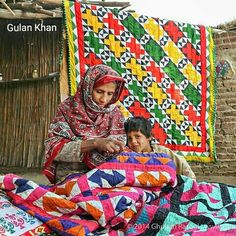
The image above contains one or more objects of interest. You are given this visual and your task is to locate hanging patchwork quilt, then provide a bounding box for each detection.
[63,0,216,162]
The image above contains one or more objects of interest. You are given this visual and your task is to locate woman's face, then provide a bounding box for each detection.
[92,82,116,108]
[127,130,152,153]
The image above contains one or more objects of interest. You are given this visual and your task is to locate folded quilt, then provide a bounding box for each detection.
[0,152,177,235]
[1,152,236,235]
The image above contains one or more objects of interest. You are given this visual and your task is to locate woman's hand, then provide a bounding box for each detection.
[95,138,124,154]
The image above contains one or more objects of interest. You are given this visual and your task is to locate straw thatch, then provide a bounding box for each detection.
[0,0,130,19]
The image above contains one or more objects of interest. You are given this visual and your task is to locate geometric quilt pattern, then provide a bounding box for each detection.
[0,153,178,236]
[1,156,236,235]
[64,0,216,162]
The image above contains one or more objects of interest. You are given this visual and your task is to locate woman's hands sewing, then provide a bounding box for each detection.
[94,138,124,154]
[81,138,124,155]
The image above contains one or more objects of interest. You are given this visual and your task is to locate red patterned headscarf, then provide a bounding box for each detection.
[43,65,126,183]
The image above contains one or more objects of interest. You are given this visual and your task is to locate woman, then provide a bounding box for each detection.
[43,64,126,183]
[124,116,196,180]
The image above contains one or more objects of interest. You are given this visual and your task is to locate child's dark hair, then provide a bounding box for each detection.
[124,116,153,138]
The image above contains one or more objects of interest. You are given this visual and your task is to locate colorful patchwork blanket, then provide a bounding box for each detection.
[64,0,216,163]
[0,152,236,235]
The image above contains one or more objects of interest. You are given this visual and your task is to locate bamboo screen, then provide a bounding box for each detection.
[0,18,62,80]
[0,18,62,167]
[0,77,59,167]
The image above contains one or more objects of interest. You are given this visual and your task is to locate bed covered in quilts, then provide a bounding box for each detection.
[0,152,236,236]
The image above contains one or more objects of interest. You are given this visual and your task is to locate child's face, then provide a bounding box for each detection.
[127,130,152,153]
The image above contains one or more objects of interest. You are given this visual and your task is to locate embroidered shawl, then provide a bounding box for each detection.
[43,64,126,183]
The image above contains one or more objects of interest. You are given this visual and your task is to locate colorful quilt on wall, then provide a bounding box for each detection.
[64,0,216,162]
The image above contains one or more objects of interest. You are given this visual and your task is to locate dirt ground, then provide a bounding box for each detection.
[0,167,236,186]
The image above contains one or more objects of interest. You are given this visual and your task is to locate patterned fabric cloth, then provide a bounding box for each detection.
[64,0,216,163]
[1,152,236,235]
[216,60,235,78]
[43,64,126,183]
[0,193,52,235]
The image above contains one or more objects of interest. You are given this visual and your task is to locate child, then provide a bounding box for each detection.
[124,116,196,180]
